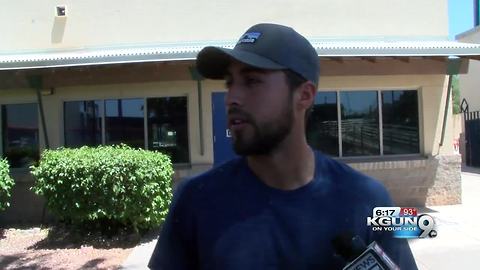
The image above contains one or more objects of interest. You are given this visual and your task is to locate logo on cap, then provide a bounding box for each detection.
[237,32,262,44]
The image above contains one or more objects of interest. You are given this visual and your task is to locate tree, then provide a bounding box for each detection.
[452,75,461,114]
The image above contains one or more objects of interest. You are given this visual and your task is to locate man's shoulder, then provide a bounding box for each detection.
[315,152,392,205]
[174,158,246,199]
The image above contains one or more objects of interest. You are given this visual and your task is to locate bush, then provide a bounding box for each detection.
[0,158,15,211]
[31,144,174,232]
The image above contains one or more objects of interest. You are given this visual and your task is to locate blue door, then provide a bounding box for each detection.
[212,92,238,166]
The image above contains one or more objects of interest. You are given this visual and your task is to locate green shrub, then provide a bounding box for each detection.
[31,144,174,232]
[452,75,461,114]
[0,158,15,211]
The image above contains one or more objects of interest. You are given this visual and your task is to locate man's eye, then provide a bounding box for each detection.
[225,78,233,88]
[245,77,261,86]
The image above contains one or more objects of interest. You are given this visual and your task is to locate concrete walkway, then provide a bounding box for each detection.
[121,166,480,269]
[120,229,159,269]
[409,166,480,270]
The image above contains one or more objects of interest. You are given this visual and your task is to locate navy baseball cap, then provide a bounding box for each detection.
[196,23,320,86]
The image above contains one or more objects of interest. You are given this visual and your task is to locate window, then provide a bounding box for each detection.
[341,91,380,156]
[147,97,189,163]
[64,100,102,147]
[105,98,144,149]
[63,96,189,163]
[1,103,39,168]
[382,91,419,155]
[307,92,338,156]
[307,90,419,157]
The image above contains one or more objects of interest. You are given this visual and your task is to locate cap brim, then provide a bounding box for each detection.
[196,46,286,80]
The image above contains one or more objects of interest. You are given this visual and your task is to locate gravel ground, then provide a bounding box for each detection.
[0,226,137,270]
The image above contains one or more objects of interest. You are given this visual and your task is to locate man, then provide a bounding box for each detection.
[149,23,418,269]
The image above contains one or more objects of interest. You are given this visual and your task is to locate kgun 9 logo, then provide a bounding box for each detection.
[366,207,437,239]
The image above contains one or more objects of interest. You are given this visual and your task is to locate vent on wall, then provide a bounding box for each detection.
[55,5,67,17]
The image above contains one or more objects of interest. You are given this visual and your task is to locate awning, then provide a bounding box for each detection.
[2,39,480,70]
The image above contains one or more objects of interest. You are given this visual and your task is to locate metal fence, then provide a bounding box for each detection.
[465,111,480,168]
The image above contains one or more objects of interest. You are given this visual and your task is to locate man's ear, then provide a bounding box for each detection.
[296,81,317,110]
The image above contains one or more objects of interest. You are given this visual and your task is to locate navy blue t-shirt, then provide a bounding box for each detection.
[149,152,418,269]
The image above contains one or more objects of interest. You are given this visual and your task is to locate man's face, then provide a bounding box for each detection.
[225,61,294,156]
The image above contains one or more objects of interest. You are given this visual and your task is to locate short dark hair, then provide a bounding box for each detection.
[283,70,314,122]
[283,69,307,91]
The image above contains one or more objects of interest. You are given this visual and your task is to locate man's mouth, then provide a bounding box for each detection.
[228,116,249,130]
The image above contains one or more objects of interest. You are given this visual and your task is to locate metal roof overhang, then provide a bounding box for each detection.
[2,40,480,71]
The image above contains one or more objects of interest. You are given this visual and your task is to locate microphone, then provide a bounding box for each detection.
[332,232,400,270]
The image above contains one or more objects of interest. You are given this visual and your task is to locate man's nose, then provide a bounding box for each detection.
[225,83,243,107]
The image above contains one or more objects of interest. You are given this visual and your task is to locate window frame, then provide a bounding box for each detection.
[0,102,41,169]
[63,100,104,148]
[146,96,190,164]
[61,95,190,164]
[380,89,421,156]
[310,88,422,159]
[104,97,145,149]
[339,90,381,157]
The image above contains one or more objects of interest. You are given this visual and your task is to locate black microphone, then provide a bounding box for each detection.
[332,232,400,270]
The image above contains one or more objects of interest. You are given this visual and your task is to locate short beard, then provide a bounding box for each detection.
[231,99,294,156]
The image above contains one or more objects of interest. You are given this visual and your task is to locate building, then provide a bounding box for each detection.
[456,1,480,167]
[1,0,479,223]
[458,0,480,112]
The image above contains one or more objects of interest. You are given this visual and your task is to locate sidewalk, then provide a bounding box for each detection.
[121,167,480,269]
[409,166,480,270]
[120,229,159,270]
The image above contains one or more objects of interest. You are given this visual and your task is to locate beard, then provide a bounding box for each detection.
[229,99,294,156]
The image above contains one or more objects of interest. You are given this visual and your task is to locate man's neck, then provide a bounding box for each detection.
[246,141,315,191]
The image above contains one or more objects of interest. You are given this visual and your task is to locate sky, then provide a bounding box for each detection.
[449,0,475,39]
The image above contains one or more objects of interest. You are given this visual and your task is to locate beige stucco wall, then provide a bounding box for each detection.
[203,74,459,206]
[0,80,217,166]
[318,75,453,156]
[459,59,480,112]
[0,73,453,166]
[458,27,480,112]
[0,0,448,51]
[0,69,460,208]
[202,74,454,159]
[457,26,480,43]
